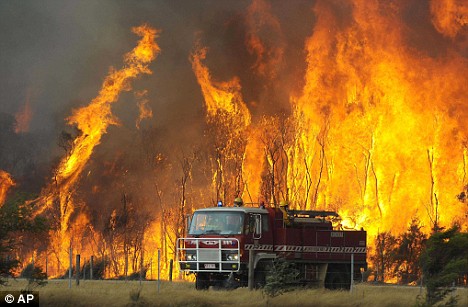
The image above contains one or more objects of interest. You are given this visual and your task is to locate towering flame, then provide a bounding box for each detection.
[33,24,160,271]
[287,0,468,236]
[191,44,252,202]
[0,170,15,207]
[191,45,251,127]
[194,0,467,239]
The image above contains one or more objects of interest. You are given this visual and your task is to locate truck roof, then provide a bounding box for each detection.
[194,206,269,214]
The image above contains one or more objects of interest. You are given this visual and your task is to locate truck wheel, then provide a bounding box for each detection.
[195,273,209,290]
[224,273,240,290]
[325,265,350,290]
[254,270,266,289]
[254,261,271,288]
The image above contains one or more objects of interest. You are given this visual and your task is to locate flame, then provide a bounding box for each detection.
[135,90,153,129]
[191,45,251,127]
[242,128,264,203]
[191,43,252,202]
[194,0,467,241]
[36,24,160,216]
[11,1,467,281]
[30,24,160,274]
[288,0,468,238]
[0,170,15,207]
[430,0,468,38]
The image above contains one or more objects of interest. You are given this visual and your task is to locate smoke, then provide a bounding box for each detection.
[0,1,248,188]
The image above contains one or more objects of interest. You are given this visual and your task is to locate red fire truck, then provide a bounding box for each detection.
[177,201,367,290]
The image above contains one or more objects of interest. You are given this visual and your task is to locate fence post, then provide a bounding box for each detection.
[169,259,173,282]
[420,274,423,295]
[76,254,80,286]
[350,253,354,293]
[150,259,153,280]
[139,249,144,286]
[68,245,72,289]
[157,249,161,293]
[90,256,94,280]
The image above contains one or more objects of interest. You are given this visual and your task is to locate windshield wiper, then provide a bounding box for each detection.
[204,229,221,234]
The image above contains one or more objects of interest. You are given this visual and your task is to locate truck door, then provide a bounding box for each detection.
[245,213,272,249]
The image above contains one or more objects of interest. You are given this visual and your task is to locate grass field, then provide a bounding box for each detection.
[1,279,467,306]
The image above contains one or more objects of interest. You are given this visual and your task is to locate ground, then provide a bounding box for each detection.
[0,279,467,306]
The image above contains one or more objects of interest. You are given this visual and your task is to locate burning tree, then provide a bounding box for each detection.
[191,44,251,204]
[0,171,15,207]
[371,232,398,283]
[392,218,427,284]
[258,114,294,205]
[103,194,151,278]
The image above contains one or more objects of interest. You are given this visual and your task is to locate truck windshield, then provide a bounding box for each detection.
[189,211,244,235]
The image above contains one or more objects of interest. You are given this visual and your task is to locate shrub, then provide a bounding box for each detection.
[263,258,299,297]
[20,263,47,290]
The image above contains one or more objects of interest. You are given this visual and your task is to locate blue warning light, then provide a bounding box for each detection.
[217,201,223,207]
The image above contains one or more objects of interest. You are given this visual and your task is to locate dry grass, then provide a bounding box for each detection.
[1,279,467,306]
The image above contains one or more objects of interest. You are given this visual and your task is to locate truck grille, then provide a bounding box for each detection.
[198,249,220,261]
[177,237,240,272]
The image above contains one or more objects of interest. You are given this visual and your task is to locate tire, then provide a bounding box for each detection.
[254,260,273,289]
[254,270,266,289]
[325,265,350,290]
[195,273,210,290]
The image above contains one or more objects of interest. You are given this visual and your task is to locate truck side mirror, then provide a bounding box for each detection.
[253,214,262,239]
[186,214,192,235]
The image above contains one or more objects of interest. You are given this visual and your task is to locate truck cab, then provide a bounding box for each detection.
[178,206,270,289]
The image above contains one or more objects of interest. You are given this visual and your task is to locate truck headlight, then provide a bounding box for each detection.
[186,253,197,261]
[226,253,239,261]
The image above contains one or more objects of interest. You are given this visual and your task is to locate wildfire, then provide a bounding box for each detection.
[286,0,468,238]
[6,1,467,282]
[191,45,251,128]
[193,0,467,240]
[191,44,252,202]
[430,0,468,38]
[0,170,15,207]
[31,24,160,276]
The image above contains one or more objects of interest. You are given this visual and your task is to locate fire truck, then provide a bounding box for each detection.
[177,200,367,290]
